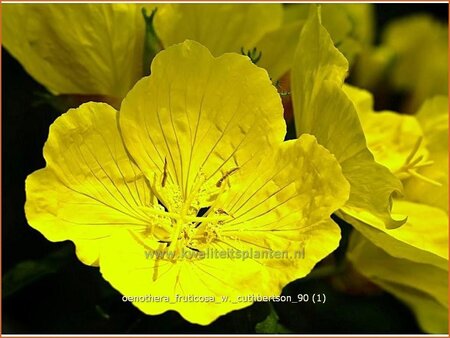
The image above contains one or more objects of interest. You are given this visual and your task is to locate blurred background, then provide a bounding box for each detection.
[2,3,448,334]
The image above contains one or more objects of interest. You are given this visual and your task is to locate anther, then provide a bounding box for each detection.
[161,157,168,187]
[216,167,239,188]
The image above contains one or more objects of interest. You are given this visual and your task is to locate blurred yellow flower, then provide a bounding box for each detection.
[25,41,350,325]
[383,15,448,113]
[354,14,448,113]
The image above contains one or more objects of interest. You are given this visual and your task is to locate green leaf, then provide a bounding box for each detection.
[142,7,163,76]
[255,304,292,334]
[3,245,73,298]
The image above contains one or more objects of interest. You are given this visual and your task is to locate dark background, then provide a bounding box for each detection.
[2,4,448,334]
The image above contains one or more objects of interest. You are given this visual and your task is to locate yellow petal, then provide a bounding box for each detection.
[25,102,153,265]
[340,200,448,270]
[348,232,448,333]
[154,4,282,56]
[100,134,349,325]
[284,4,374,65]
[120,40,286,213]
[216,135,349,276]
[100,231,257,325]
[291,7,403,229]
[3,4,150,98]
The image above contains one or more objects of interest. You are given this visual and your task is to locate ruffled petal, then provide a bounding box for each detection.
[3,4,150,98]
[291,7,404,229]
[120,40,286,213]
[25,103,154,265]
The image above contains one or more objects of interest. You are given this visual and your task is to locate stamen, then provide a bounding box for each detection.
[413,160,435,168]
[161,157,168,187]
[394,136,441,186]
[152,242,167,281]
[216,167,239,187]
[408,170,442,187]
[184,172,206,211]
[216,208,235,218]
[193,181,230,227]
[404,137,422,165]
[407,154,424,168]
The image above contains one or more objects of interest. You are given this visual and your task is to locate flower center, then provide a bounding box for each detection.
[139,205,232,261]
[136,168,238,261]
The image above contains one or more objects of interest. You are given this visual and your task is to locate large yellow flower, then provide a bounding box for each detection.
[344,88,448,333]
[25,41,349,325]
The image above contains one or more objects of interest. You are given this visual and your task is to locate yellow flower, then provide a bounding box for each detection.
[25,41,350,325]
[291,7,404,230]
[3,3,287,102]
[344,88,448,333]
